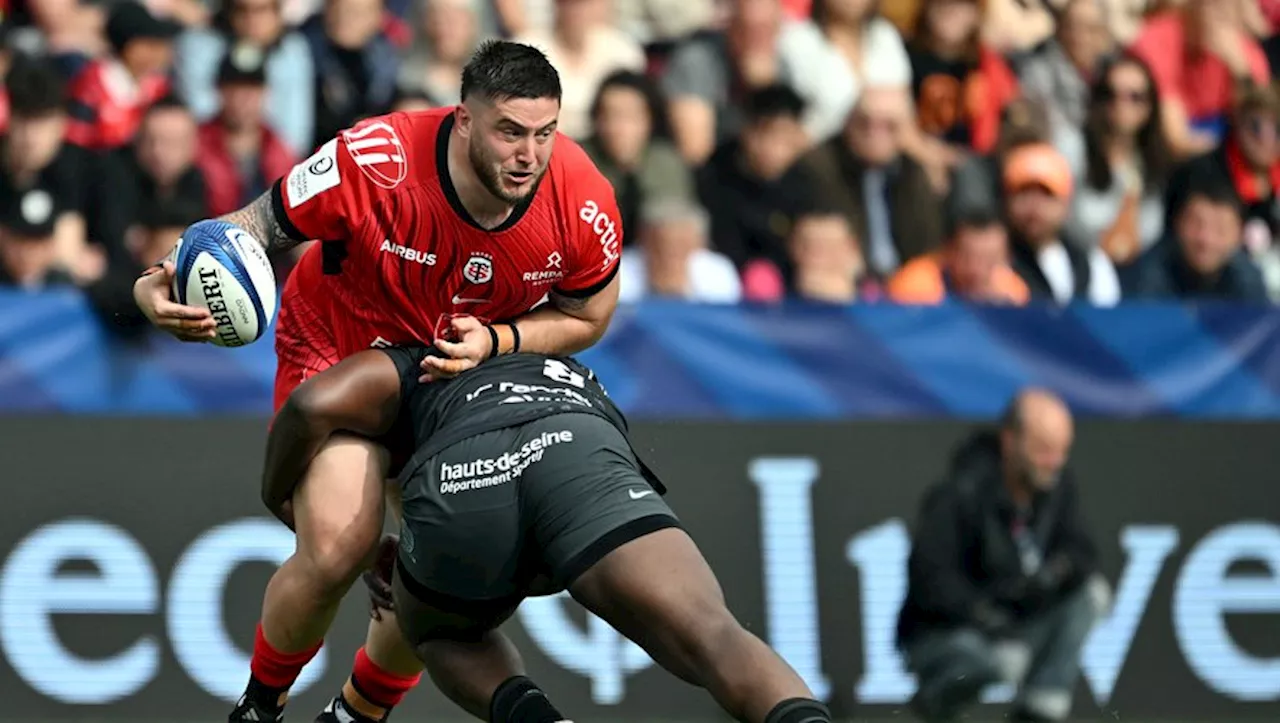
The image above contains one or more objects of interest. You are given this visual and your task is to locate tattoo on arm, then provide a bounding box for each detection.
[219,190,299,256]
[550,290,590,312]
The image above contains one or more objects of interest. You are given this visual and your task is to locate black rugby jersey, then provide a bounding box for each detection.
[382,348,657,488]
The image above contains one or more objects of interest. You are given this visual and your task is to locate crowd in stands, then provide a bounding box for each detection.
[0,0,1278,337]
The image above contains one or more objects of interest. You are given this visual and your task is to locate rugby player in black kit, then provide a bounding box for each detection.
[261,346,832,723]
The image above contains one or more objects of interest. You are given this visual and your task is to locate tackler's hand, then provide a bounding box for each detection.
[363,533,399,620]
[420,316,492,382]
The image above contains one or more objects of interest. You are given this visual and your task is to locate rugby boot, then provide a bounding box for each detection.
[228,693,284,723]
[315,694,385,723]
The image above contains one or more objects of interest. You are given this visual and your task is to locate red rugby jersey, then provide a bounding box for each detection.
[271,107,621,356]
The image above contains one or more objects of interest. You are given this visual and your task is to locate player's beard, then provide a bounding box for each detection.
[469,138,543,204]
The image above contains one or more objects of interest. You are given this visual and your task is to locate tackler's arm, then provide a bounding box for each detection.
[261,350,404,528]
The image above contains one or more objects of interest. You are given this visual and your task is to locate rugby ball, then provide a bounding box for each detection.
[171,219,278,347]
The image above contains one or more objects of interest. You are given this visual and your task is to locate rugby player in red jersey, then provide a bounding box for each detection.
[133,40,624,723]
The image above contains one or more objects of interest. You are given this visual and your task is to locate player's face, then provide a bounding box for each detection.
[466,97,559,204]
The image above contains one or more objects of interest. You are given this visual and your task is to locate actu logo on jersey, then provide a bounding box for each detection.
[343,121,407,189]
[463,253,494,284]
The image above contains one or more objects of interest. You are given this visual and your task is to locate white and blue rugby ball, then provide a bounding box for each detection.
[171,219,278,347]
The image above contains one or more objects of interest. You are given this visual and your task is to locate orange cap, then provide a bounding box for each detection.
[1002,143,1073,200]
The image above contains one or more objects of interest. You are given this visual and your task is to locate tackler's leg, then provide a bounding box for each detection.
[516,414,828,723]
[391,558,572,723]
[379,423,575,723]
[568,527,828,723]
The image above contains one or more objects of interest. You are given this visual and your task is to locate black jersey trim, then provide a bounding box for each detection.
[553,261,619,299]
[435,112,538,233]
[270,178,310,243]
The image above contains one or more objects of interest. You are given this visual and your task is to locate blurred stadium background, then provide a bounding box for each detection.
[3,0,1280,720]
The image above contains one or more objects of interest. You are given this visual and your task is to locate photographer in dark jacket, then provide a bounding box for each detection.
[897,389,1106,723]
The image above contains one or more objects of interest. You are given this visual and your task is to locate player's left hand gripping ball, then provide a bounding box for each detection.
[421,315,492,381]
[171,219,279,347]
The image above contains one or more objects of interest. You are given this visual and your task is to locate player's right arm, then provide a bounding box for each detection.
[261,348,405,528]
[133,127,380,341]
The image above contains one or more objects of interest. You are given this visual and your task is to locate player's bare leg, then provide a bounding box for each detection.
[317,486,427,723]
[388,563,572,723]
[568,527,831,723]
[232,435,407,722]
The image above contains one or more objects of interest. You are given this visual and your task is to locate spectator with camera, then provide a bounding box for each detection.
[897,388,1104,723]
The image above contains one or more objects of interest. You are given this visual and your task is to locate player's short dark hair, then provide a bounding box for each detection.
[460,40,561,105]
[743,84,805,124]
[6,55,67,118]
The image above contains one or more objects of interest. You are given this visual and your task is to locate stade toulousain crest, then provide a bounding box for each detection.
[464,254,494,284]
[344,122,408,189]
